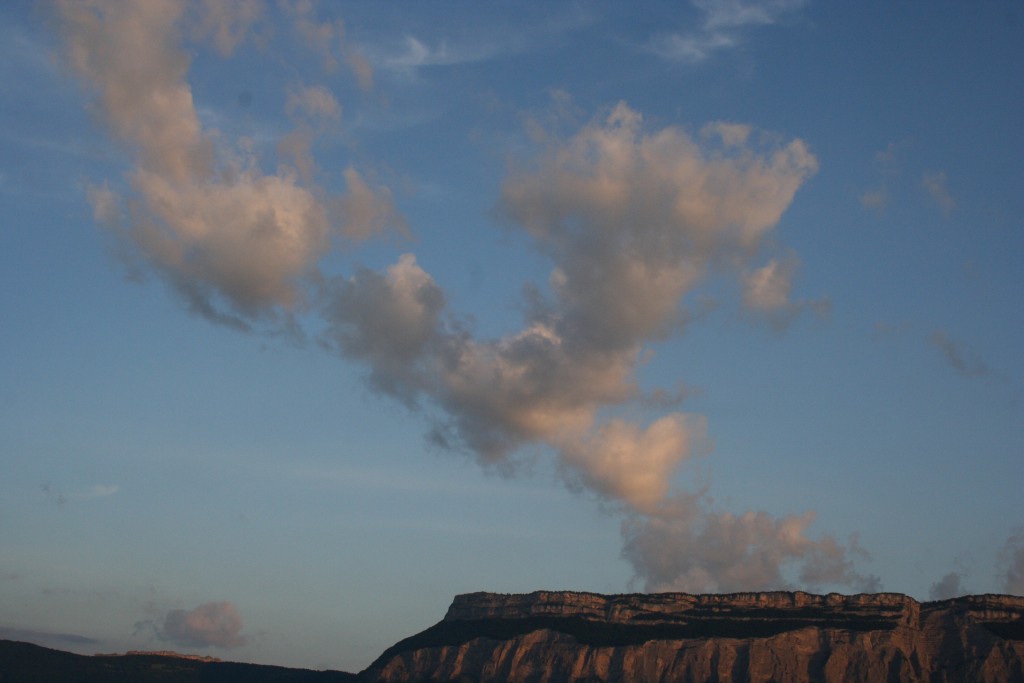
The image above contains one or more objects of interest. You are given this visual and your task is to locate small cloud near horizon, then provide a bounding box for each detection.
[929,571,970,600]
[0,625,100,648]
[138,601,247,650]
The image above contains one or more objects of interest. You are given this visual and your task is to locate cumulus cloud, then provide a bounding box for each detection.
[622,495,875,593]
[158,601,246,649]
[56,0,400,329]
[325,103,820,491]
[318,102,864,591]
[929,571,969,600]
[59,3,866,595]
[649,0,807,63]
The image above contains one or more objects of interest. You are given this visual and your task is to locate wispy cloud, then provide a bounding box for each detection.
[929,330,993,378]
[1001,529,1024,595]
[922,170,955,217]
[742,255,829,329]
[0,626,100,648]
[860,141,908,213]
[649,0,807,63]
[41,483,119,505]
[359,5,593,80]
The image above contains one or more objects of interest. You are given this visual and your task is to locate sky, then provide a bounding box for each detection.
[1,0,1023,673]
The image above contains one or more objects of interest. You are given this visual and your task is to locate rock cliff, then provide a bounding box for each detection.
[362,591,1024,683]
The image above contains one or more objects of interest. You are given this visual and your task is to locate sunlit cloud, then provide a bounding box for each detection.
[56,1,869,595]
[56,0,403,331]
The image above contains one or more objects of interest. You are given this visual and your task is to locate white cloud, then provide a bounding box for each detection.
[649,0,807,63]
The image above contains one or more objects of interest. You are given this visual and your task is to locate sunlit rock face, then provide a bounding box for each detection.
[362,591,1024,683]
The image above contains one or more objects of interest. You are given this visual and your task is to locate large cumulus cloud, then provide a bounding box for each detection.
[58,0,870,594]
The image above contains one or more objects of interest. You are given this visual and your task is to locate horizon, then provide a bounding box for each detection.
[2,0,1022,673]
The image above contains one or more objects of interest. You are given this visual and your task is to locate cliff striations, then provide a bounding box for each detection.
[363,591,1024,683]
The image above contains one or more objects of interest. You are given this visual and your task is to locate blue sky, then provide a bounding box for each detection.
[2,0,1022,672]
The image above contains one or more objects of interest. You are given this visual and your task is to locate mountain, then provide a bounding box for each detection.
[4,591,1023,682]
[0,639,357,683]
[363,590,1024,682]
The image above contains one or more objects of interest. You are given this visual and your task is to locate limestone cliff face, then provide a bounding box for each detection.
[362,591,1024,683]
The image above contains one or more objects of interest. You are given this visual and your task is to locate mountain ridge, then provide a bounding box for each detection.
[3,591,1024,682]
[364,590,1024,682]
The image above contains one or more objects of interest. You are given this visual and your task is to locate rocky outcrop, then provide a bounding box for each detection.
[363,591,1024,683]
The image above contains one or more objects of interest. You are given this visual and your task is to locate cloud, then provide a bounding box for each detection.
[929,330,993,378]
[41,483,118,505]
[324,103,819,495]
[860,141,910,214]
[622,495,876,593]
[1001,529,1024,595]
[922,170,954,217]
[928,571,969,600]
[742,256,828,327]
[286,84,341,122]
[649,0,807,63]
[0,626,100,648]
[59,3,867,595]
[191,0,263,56]
[860,189,887,212]
[156,601,246,649]
[56,0,401,329]
[318,101,866,592]
[284,0,373,87]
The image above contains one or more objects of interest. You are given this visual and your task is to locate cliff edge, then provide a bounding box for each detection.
[363,591,1024,683]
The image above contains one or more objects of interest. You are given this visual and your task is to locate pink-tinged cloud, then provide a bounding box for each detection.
[56,0,402,330]
[57,2,869,595]
[160,601,246,649]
